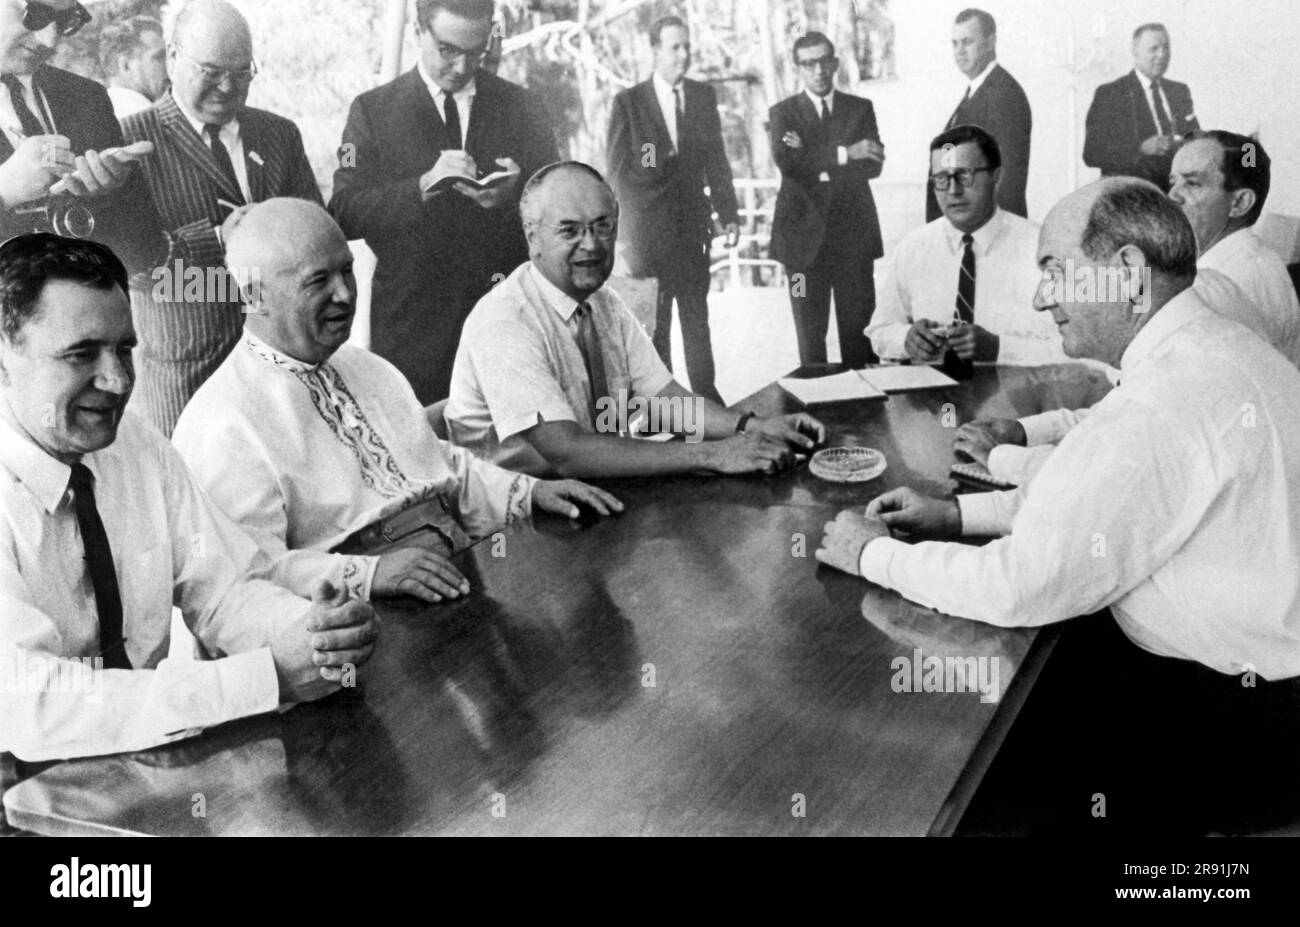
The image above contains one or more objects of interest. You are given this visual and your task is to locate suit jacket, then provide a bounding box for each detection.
[768,90,883,270]
[606,78,739,277]
[121,91,322,433]
[1084,71,1198,190]
[329,68,559,403]
[0,65,164,276]
[926,63,1032,221]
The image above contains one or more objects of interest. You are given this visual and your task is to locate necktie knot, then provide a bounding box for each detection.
[68,462,94,493]
[961,233,974,248]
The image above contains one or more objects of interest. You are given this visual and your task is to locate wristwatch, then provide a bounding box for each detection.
[735,411,756,434]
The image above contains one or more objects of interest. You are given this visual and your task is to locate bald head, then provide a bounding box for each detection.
[521,162,620,301]
[230,199,357,366]
[169,0,255,125]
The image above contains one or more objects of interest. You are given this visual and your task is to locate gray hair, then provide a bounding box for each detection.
[1081,180,1198,280]
[519,160,614,229]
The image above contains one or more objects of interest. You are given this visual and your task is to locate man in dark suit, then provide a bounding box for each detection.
[121,0,322,436]
[1084,23,1199,192]
[0,0,163,276]
[330,0,558,405]
[606,15,738,405]
[769,32,883,367]
[926,8,1031,222]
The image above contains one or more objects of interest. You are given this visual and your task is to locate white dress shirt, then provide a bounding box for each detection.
[173,332,536,602]
[652,72,682,150]
[862,288,1300,679]
[418,62,475,145]
[173,94,251,202]
[1133,69,1178,135]
[1199,227,1300,368]
[867,209,1069,365]
[447,263,675,476]
[964,59,997,99]
[0,412,300,762]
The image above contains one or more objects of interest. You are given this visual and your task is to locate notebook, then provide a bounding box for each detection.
[777,370,886,405]
[949,461,1018,492]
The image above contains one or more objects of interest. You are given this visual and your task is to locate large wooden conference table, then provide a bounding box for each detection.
[4,363,1112,836]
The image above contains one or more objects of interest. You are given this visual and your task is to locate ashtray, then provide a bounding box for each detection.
[809,446,887,483]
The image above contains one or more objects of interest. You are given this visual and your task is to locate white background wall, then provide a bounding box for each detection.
[863,0,1300,256]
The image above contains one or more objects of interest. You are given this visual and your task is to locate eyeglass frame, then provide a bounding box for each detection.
[795,54,839,72]
[929,166,996,191]
[546,218,618,244]
[22,1,91,37]
[172,44,259,87]
[425,26,495,68]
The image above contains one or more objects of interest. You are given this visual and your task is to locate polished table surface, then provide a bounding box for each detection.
[4,364,1113,836]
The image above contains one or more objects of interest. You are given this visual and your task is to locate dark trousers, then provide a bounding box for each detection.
[651,263,722,406]
[788,262,877,368]
[959,613,1300,836]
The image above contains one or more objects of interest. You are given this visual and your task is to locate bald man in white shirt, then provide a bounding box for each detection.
[819,179,1300,834]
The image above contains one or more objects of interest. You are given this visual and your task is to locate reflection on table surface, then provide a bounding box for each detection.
[3,364,1113,836]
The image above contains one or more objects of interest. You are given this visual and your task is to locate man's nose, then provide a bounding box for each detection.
[32,24,60,50]
[96,353,133,394]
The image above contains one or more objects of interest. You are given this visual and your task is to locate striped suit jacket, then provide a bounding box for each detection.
[121,92,322,436]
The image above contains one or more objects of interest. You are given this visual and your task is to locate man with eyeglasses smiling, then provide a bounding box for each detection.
[331,0,559,407]
[867,124,1065,370]
[0,0,166,276]
[120,0,323,436]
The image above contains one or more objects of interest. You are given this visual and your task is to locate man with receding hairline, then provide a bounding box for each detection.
[447,161,825,479]
[121,0,322,437]
[174,199,619,607]
[1084,23,1199,191]
[820,178,1300,834]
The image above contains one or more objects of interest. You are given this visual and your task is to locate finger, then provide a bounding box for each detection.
[415,553,469,589]
[307,600,373,633]
[591,487,624,513]
[81,150,115,187]
[313,643,376,669]
[404,568,466,600]
[573,487,617,516]
[311,621,379,652]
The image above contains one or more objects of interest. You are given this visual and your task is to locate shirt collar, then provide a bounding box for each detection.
[528,263,586,322]
[941,207,1006,254]
[417,60,476,108]
[1119,286,1204,373]
[173,92,240,141]
[966,59,997,95]
[242,328,321,374]
[804,88,834,111]
[1200,226,1254,264]
[653,72,683,96]
[1134,69,1160,92]
[0,412,82,514]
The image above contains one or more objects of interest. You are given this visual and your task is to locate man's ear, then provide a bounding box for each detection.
[1227,187,1257,222]
[1117,244,1150,306]
[990,165,1003,192]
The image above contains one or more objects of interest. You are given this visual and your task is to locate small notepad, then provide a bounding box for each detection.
[860,365,958,393]
[777,370,887,405]
[950,462,1018,491]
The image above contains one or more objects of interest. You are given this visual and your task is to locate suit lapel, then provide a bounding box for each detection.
[240,110,267,202]
[157,92,244,203]
[400,68,453,161]
[1128,72,1157,137]
[638,80,674,156]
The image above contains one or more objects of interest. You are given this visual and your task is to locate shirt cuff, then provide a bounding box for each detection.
[496,405,579,443]
[1019,411,1066,446]
[955,493,1004,537]
[837,145,848,166]
[859,536,907,585]
[987,444,1026,484]
[354,554,381,601]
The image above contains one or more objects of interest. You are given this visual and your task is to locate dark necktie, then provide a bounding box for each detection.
[574,302,609,425]
[443,93,462,149]
[673,85,685,152]
[203,122,244,204]
[1,73,45,137]
[1150,79,1173,136]
[941,233,976,380]
[819,97,829,122]
[68,463,130,670]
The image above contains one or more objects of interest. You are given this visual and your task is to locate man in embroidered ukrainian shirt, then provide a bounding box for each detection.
[173,199,621,605]
[0,232,379,774]
[817,179,1300,834]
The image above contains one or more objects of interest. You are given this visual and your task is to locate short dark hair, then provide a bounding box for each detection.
[792,31,834,60]
[929,123,1002,170]
[0,234,129,344]
[415,0,495,31]
[1132,22,1168,42]
[650,15,688,47]
[955,8,996,37]
[1188,130,1271,226]
[99,16,164,78]
[1082,181,1198,280]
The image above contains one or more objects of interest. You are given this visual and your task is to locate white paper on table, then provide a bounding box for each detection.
[860,365,958,393]
[777,370,887,405]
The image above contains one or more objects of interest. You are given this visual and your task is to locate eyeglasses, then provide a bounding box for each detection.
[22,1,91,37]
[796,55,838,72]
[432,35,492,67]
[929,166,995,190]
[174,45,259,87]
[550,219,617,244]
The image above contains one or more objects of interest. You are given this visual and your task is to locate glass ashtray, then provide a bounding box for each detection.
[808,446,887,483]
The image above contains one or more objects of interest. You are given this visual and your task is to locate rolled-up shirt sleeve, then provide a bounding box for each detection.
[858,409,1199,628]
[471,320,580,442]
[1019,406,1092,446]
